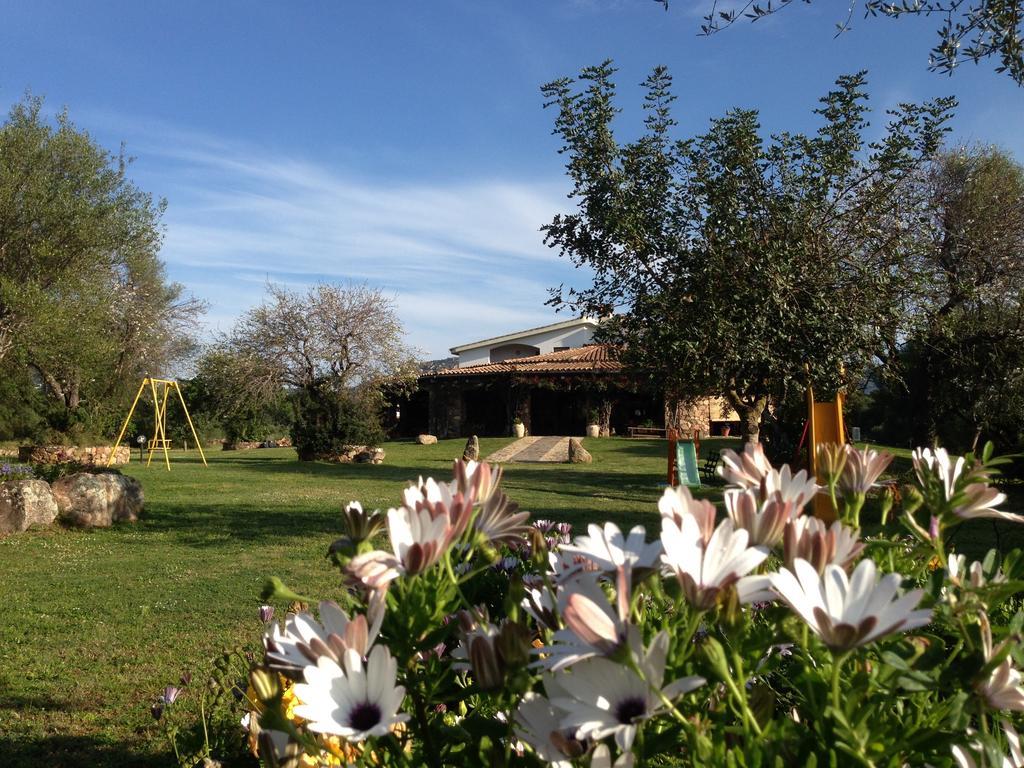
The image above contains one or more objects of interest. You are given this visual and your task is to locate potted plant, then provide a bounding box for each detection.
[586,409,600,438]
[512,417,526,438]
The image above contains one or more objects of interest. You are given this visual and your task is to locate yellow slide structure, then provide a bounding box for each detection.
[806,387,846,522]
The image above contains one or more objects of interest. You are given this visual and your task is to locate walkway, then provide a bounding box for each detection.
[484,436,572,463]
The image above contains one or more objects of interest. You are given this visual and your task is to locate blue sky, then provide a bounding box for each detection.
[3,0,1022,359]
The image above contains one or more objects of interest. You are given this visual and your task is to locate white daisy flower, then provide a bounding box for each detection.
[658,485,717,545]
[561,522,663,578]
[783,515,864,575]
[976,613,1024,712]
[561,522,663,619]
[769,558,931,652]
[913,447,1020,523]
[539,575,636,671]
[552,631,704,750]
[724,488,797,549]
[839,445,893,495]
[514,685,588,768]
[292,645,409,741]
[264,600,378,676]
[661,515,769,610]
[718,443,774,488]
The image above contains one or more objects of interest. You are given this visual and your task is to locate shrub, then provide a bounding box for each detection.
[207,445,1024,766]
[290,383,385,461]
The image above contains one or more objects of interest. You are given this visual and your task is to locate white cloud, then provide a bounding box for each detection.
[107,120,587,358]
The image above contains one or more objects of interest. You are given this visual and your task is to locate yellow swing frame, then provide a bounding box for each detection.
[107,377,208,470]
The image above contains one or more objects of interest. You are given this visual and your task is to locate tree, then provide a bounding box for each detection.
[906,145,1024,447]
[215,282,417,460]
[1,96,159,359]
[671,0,1024,85]
[542,64,954,442]
[0,95,204,437]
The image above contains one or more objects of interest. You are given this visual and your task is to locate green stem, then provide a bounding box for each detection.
[831,652,848,714]
[411,686,441,768]
[730,649,762,737]
[200,690,210,756]
[678,610,704,662]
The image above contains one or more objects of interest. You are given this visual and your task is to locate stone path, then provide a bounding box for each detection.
[484,436,573,463]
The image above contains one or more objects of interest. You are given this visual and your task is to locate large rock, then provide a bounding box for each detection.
[18,445,131,466]
[416,434,438,445]
[0,479,59,534]
[354,448,386,465]
[329,445,384,464]
[462,435,480,462]
[567,438,593,464]
[52,472,144,528]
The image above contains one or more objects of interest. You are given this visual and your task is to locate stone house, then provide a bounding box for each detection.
[404,319,736,439]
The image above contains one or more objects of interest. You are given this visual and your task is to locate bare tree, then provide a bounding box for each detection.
[226,282,417,392]
[210,282,418,459]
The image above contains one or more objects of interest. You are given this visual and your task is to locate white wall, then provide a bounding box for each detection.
[455,322,597,367]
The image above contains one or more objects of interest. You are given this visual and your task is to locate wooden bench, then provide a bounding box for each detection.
[628,426,668,439]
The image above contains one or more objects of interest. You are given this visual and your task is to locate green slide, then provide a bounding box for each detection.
[675,440,701,488]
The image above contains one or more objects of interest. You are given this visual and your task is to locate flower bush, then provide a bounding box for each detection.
[0,461,35,482]
[232,444,1023,767]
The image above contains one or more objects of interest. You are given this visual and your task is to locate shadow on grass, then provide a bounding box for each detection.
[0,735,167,768]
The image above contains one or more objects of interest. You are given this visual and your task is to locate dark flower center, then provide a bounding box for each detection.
[614,695,646,725]
[348,701,382,732]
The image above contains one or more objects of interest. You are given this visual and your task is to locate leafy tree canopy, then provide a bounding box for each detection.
[543,63,955,441]
[0,94,203,439]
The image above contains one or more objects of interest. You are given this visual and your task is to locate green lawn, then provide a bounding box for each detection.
[0,437,1020,767]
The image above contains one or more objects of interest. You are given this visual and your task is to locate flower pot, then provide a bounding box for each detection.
[721,425,731,437]
[513,423,525,438]
[586,424,600,438]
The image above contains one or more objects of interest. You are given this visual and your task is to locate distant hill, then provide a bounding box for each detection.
[418,357,458,374]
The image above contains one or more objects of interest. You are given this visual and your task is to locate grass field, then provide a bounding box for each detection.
[1,437,1021,767]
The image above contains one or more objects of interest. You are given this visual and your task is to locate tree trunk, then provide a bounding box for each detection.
[664,393,686,433]
[65,377,80,410]
[599,399,613,437]
[725,389,768,444]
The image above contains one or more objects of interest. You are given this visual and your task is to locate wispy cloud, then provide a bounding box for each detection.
[101,117,585,358]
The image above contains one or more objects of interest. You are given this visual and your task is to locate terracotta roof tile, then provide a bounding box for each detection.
[424,344,623,377]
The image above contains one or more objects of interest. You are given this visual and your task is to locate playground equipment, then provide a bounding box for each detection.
[667,429,702,488]
[805,386,847,521]
[107,377,207,471]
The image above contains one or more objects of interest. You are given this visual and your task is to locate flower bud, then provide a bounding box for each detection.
[249,667,281,703]
[469,636,503,691]
[901,484,923,516]
[494,621,532,670]
[259,605,275,624]
[701,637,732,683]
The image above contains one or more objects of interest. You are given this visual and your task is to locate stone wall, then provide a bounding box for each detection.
[18,445,131,466]
[223,437,293,450]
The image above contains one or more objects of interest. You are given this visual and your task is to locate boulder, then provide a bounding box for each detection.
[330,445,383,464]
[462,435,480,462]
[416,434,438,445]
[354,448,386,465]
[52,472,144,528]
[0,479,59,534]
[567,438,593,464]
